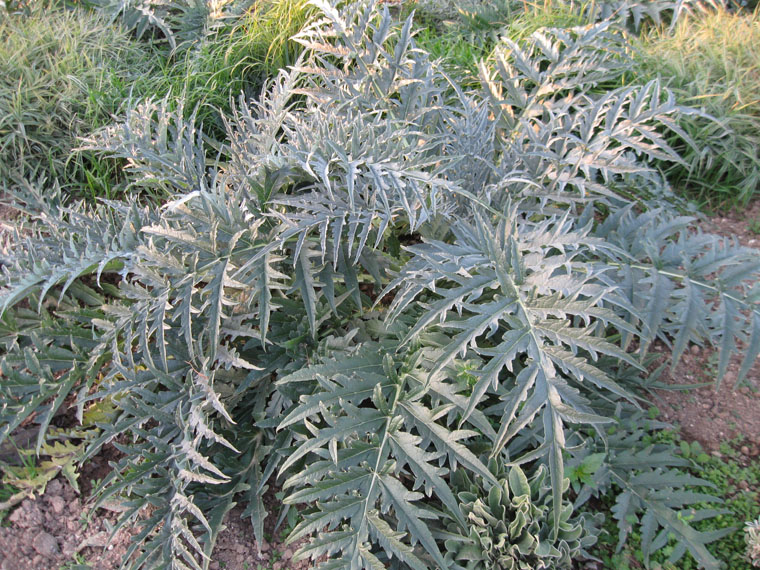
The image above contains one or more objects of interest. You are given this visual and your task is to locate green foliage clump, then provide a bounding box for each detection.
[1,2,759,569]
[445,462,597,569]
[413,0,588,79]
[574,413,739,569]
[0,2,159,184]
[411,26,490,83]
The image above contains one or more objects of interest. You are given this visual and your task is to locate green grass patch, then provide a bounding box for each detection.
[411,0,589,84]
[497,0,590,43]
[145,0,315,135]
[412,26,490,83]
[0,2,160,187]
[633,8,760,210]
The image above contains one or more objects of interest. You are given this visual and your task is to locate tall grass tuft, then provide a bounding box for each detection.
[150,0,315,135]
[498,0,590,42]
[0,3,159,187]
[634,8,760,209]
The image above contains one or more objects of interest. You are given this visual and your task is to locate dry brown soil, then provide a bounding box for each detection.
[652,202,760,453]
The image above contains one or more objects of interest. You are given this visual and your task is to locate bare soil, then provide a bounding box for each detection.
[651,202,760,452]
[0,478,312,570]
[0,478,137,570]
[652,342,760,453]
[212,498,313,570]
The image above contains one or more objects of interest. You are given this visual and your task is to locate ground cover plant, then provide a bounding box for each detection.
[591,431,760,569]
[1,1,760,569]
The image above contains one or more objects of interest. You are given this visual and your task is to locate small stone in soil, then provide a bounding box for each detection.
[32,531,59,556]
[8,507,24,525]
[49,495,65,514]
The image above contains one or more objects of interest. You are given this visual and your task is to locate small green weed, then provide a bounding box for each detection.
[59,552,91,570]
[0,482,20,525]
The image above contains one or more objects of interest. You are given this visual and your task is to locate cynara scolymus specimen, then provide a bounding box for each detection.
[1,1,759,569]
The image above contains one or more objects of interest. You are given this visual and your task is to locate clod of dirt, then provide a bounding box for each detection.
[31,532,58,557]
[48,495,65,515]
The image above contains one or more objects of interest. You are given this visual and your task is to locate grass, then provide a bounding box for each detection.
[0,482,20,525]
[0,1,160,187]
[411,0,589,84]
[496,0,590,43]
[412,26,490,83]
[145,0,315,137]
[632,7,760,210]
[0,0,314,201]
